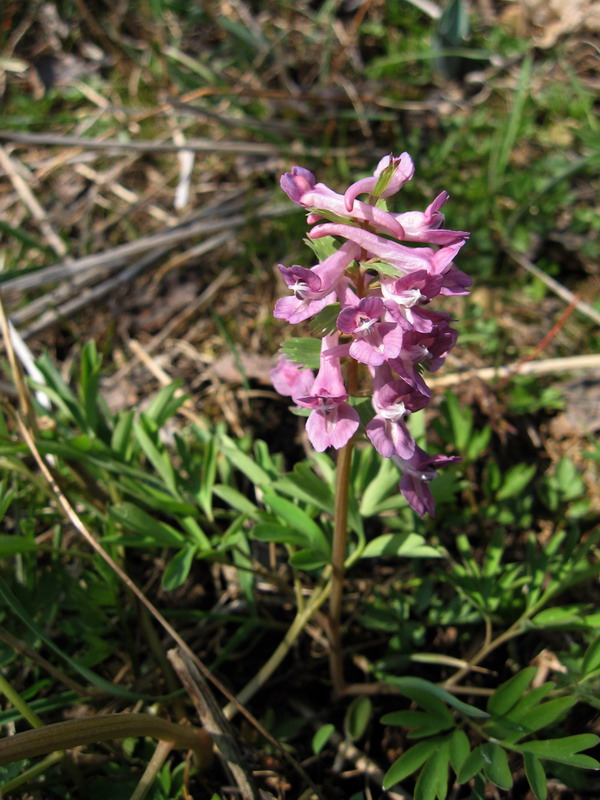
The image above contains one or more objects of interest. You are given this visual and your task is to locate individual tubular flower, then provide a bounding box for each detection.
[343,153,415,210]
[365,364,426,460]
[295,334,360,453]
[395,191,469,245]
[270,356,314,402]
[281,166,406,238]
[274,242,360,324]
[393,448,461,517]
[336,297,403,367]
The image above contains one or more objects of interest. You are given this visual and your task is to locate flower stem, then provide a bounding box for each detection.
[328,436,354,697]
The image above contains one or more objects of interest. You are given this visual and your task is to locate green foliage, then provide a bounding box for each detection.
[382,672,600,798]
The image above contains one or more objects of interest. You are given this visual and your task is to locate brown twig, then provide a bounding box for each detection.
[168,648,260,800]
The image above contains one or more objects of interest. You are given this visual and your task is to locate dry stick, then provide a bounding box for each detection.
[504,244,600,327]
[1,215,246,293]
[20,232,231,339]
[0,131,281,155]
[129,740,175,800]
[14,416,317,792]
[0,146,67,258]
[19,249,168,339]
[495,296,579,392]
[428,353,600,389]
[168,649,260,800]
[0,626,93,698]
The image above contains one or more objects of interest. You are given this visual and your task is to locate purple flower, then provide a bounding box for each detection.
[274,153,470,512]
[281,166,405,238]
[336,297,403,366]
[274,242,360,324]
[270,356,315,401]
[344,153,415,210]
[295,334,360,452]
[393,448,460,517]
[395,191,469,245]
[280,166,317,204]
[365,364,421,460]
[381,270,444,333]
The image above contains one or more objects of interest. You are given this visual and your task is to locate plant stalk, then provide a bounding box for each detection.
[328,437,354,696]
[0,713,212,769]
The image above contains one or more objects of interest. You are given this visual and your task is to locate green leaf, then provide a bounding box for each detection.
[359,456,399,516]
[506,683,555,719]
[0,535,38,556]
[448,729,470,774]
[457,745,485,783]
[144,381,186,427]
[312,724,335,755]
[180,516,211,550]
[362,533,443,559]
[510,697,577,738]
[111,410,134,461]
[413,743,450,800]
[304,235,338,262]
[219,435,272,488]
[443,391,472,453]
[524,753,547,800]
[288,548,328,570]
[251,523,306,548]
[162,544,197,591]
[0,576,172,702]
[496,463,537,501]
[487,667,536,715]
[385,677,489,719]
[197,436,218,521]
[361,259,402,278]
[212,485,259,517]
[383,738,442,788]
[134,418,177,493]
[582,634,600,676]
[279,338,322,369]
[381,710,453,738]
[79,340,102,433]
[274,463,333,514]
[383,685,454,724]
[309,303,341,336]
[514,734,600,768]
[108,503,184,547]
[262,492,328,554]
[344,696,372,742]
[481,743,512,790]
[531,605,592,628]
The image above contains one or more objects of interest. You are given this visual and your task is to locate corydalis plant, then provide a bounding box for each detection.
[272,154,470,516]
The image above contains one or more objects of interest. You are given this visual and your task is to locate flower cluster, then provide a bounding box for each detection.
[271,154,470,516]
